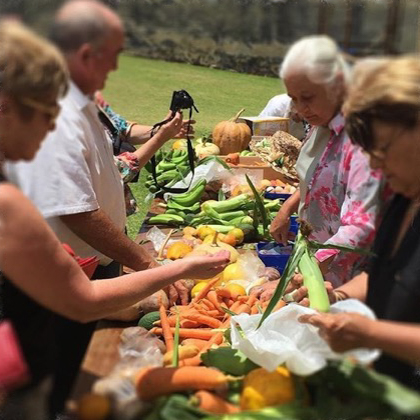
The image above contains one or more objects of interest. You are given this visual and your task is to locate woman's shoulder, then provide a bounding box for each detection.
[0,183,41,220]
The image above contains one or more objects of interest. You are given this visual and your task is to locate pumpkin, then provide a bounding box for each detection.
[212,109,252,155]
[195,137,220,159]
[166,241,193,260]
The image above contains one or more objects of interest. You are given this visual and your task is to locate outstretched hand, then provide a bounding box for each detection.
[182,250,230,280]
[298,312,373,352]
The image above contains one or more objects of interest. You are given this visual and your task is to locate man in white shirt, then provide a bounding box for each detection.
[4,1,183,415]
[259,93,308,140]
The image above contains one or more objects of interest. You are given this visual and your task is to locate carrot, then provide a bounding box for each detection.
[169,305,190,313]
[226,298,235,307]
[180,331,224,366]
[250,305,259,315]
[194,390,240,414]
[201,298,216,311]
[247,294,257,307]
[229,300,242,313]
[159,303,174,352]
[163,345,200,366]
[183,314,222,329]
[181,338,210,351]
[181,319,202,328]
[207,290,224,313]
[193,277,220,302]
[199,309,221,318]
[237,295,249,302]
[135,366,228,401]
[150,327,216,340]
[215,288,231,299]
[235,303,251,314]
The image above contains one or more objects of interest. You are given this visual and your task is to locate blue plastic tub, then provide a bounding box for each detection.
[289,215,299,235]
[257,242,293,274]
[264,192,292,201]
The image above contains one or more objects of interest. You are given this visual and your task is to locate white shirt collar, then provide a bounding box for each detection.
[66,81,91,111]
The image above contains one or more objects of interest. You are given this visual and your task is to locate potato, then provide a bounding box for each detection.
[103,290,169,321]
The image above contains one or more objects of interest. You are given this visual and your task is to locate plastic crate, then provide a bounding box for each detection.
[264,191,292,201]
[257,242,293,274]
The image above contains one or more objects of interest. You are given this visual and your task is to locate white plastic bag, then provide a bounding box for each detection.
[163,160,231,202]
[230,299,381,376]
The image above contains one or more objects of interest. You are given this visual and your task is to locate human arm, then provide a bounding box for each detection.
[0,185,229,322]
[269,189,300,244]
[60,208,155,271]
[114,112,194,180]
[299,312,420,366]
[126,118,195,145]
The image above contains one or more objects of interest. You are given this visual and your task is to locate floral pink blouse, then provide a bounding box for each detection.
[300,113,386,288]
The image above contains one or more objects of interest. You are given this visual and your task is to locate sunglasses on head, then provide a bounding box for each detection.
[19,97,61,125]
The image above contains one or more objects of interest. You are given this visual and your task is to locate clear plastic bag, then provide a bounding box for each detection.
[230,299,381,376]
[92,327,164,419]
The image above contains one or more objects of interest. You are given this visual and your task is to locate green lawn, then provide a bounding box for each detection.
[103,55,285,238]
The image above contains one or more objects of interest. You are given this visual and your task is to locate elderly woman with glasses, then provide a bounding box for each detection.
[0,21,228,420]
[299,56,420,392]
[268,35,386,290]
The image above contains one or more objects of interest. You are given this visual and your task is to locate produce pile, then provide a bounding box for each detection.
[74,111,420,420]
[250,131,301,184]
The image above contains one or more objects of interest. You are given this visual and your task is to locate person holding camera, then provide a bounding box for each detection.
[95,91,195,216]
[3,0,193,414]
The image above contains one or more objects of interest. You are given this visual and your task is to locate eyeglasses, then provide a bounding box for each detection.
[365,126,406,162]
[366,139,393,161]
[19,97,61,125]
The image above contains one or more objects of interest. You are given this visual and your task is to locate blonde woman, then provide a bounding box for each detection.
[300,56,420,392]
[0,21,228,419]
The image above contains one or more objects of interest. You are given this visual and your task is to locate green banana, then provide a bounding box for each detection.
[148,214,184,225]
[170,179,207,206]
[156,160,177,171]
[165,209,187,219]
[167,200,200,213]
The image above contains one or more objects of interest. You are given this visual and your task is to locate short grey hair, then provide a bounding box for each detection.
[280,35,351,88]
[49,1,111,53]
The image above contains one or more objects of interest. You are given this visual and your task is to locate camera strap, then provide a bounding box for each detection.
[149,108,195,193]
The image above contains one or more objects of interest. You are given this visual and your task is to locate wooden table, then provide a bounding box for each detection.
[69,228,163,405]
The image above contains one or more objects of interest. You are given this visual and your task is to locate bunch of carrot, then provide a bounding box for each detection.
[150,277,285,367]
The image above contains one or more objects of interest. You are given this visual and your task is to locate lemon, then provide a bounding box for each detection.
[190,281,209,298]
[197,225,216,240]
[172,139,187,150]
[240,366,295,410]
[225,282,246,297]
[222,262,245,282]
[229,228,244,244]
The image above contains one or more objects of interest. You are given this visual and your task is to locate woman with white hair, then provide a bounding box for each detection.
[269,35,387,289]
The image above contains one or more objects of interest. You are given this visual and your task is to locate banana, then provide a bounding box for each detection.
[167,200,200,213]
[147,214,184,225]
[170,179,207,206]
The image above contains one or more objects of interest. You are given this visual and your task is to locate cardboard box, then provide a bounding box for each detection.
[239,116,289,136]
[220,155,289,182]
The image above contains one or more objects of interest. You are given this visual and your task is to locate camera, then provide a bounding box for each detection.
[169,90,198,113]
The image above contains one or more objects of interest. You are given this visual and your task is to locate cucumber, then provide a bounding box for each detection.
[138,311,161,330]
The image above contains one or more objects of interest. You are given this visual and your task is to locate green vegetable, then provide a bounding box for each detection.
[201,194,250,213]
[148,214,185,225]
[137,311,161,330]
[201,347,259,376]
[298,248,330,312]
[170,179,207,207]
